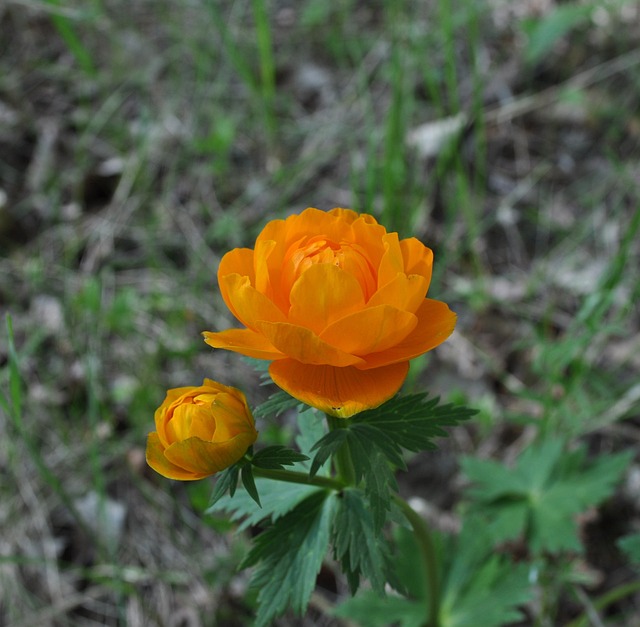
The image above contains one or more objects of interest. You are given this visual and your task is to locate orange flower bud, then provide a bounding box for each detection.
[204,208,456,418]
[146,379,258,480]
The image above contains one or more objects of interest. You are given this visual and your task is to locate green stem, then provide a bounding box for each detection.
[564,579,640,627]
[393,494,440,627]
[251,466,345,491]
[326,414,357,486]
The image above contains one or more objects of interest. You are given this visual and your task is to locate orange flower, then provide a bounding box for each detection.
[146,379,258,480]
[204,208,456,418]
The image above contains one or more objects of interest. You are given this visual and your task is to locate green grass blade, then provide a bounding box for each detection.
[43,0,97,76]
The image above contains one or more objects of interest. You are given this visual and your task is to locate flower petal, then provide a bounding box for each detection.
[288,263,365,335]
[154,386,198,441]
[284,207,351,244]
[320,305,417,355]
[366,273,429,312]
[164,433,255,477]
[146,432,201,480]
[269,359,410,418]
[327,207,367,224]
[400,237,433,285]
[219,274,288,329]
[209,392,257,442]
[218,247,255,285]
[203,328,284,360]
[253,239,277,297]
[349,226,386,275]
[377,233,405,289]
[256,321,365,366]
[359,299,456,369]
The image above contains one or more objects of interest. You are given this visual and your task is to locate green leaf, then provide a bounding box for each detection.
[334,593,426,627]
[618,533,640,566]
[352,423,406,469]
[295,407,327,453]
[392,517,430,600]
[310,429,349,477]
[332,488,389,594]
[208,465,240,508]
[312,394,474,476]
[310,394,474,529]
[241,464,261,507]
[459,456,529,501]
[440,528,531,626]
[243,491,337,627]
[207,477,320,529]
[251,445,309,469]
[461,441,632,554]
[253,389,300,419]
[522,3,592,65]
[353,393,476,453]
[336,518,531,627]
[516,438,564,491]
[347,436,396,531]
[293,407,332,476]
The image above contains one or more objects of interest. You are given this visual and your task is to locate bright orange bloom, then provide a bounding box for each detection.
[146,379,257,480]
[204,208,456,418]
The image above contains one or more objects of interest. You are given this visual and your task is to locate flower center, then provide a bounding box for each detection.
[282,236,377,301]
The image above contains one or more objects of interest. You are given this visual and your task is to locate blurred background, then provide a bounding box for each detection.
[1,0,639,625]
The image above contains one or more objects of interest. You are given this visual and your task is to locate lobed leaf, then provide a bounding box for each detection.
[207,464,240,508]
[207,477,320,530]
[440,519,532,626]
[253,389,301,419]
[332,488,389,594]
[241,464,261,507]
[461,440,633,554]
[334,593,426,627]
[251,445,309,469]
[242,491,337,627]
[346,433,397,531]
[353,393,477,453]
[335,518,531,627]
[310,429,349,477]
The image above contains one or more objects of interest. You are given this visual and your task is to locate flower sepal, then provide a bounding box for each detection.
[208,445,312,509]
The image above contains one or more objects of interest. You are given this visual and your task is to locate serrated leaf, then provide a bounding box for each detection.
[569,450,633,508]
[461,441,632,554]
[253,389,300,419]
[333,488,389,594]
[483,501,529,546]
[241,464,260,507]
[460,456,529,501]
[207,478,320,529]
[251,445,309,469]
[334,592,426,627]
[312,421,402,529]
[351,423,406,470]
[243,491,337,627]
[310,429,349,477]
[295,407,327,453]
[294,407,332,475]
[354,393,476,453]
[207,465,240,508]
[336,517,531,627]
[347,435,396,531]
[440,519,531,626]
[515,438,564,491]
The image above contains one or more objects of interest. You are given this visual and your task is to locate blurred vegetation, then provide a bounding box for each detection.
[1,0,639,625]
